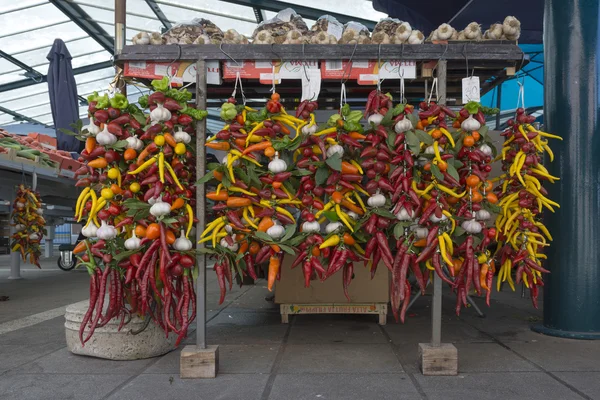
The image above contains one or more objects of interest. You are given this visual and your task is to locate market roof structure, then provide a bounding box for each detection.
[0,0,386,134]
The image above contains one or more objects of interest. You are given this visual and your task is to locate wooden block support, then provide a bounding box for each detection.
[280,303,387,325]
[180,345,219,379]
[506,66,516,76]
[418,343,458,376]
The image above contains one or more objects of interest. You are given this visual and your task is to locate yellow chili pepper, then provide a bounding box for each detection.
[229,186,257,196]
[319,235,340,249]
[275,207,296,224]
[314,127,338,136]
[128,157,156,175]
[335,204,353,232]
[158,152,165,183]
[185,204,194,238]
[164,162,184,190]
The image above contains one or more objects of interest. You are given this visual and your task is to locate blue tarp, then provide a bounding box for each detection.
[482,44,544,110]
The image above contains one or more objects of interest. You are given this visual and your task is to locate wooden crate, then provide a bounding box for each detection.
[280,303,388,325]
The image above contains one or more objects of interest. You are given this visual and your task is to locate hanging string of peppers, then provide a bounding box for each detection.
[73,77,207,345]
[11,184,46,268]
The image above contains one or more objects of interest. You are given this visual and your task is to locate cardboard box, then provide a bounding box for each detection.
[58,158,83,179]
[124,60,222,85]
[321,60,416,84]
[223,60,319,84]
[275,257,389,304]
[28,133,57,150]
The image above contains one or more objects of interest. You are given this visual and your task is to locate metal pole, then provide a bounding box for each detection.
[495,85,502,130]
[115,0,127,96]
[430,59,447,347]
[533,0,600,339]
[195,59,208,350]
[8,187,21,280]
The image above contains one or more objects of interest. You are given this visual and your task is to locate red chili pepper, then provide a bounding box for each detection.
[214,262,227,305]
[226,211,246,230]
[291,250,308,269]
[418,201,437,225]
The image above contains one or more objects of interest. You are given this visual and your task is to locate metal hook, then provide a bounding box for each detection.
[219,43,240,67]
[270,44,284,67]
[302,43,310,83]
[164,44,182,89]
[341,42,358,85]
[431,43,449,74]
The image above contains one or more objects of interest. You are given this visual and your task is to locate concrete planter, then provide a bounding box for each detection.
[65,300,176,360]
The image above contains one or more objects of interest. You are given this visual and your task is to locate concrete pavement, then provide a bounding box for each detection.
[0,258,599,400]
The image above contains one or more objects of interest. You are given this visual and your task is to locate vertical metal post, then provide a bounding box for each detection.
[195,59,208,350]
[532,0,600,339]
[115,0,127,95]
[8,187,21,280]
[430,59,447,347]
[495,85,502,130]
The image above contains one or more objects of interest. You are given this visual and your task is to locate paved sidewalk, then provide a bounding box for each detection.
[1,265,599,400]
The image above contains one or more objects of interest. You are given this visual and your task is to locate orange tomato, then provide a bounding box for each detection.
[463,135,475,147]
[447,195,460,205]
[416,121,424,130]
[264,146,275,157]
[146,223,160,240]
[271,92,280,101]
[472,131,481,141]
[484,180,494,191]
[437,160,447,172]
[421,119,429,128]
[466,175,480,188]
[424,162,432,171]
[311,247,321,257]
[452,259,463,276]
[166,230,176,245]
[272,181,282,189]
[431,129,443,139]
[332,191,343,204]
[453,120,461,129]
[472,190,483,203]
[486,192,498,204]
[235,138,246,148]
[124,148,137,161]
[135,225,147,237]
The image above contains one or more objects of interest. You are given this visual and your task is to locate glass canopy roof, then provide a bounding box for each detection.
[0,0,386,133]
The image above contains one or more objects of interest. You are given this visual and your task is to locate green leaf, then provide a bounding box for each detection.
[315,166,329,186]
[479,125,489,137]
[446,162,460,182]
[407,113,418,127]
[278,244,295,255]
[325,153,342,171]
[415,129,433,145]
[196,247,216,255]
[113,249,139,262]
[111,140,129,150]
[405,130,421,155]
[196,171,215,185]
[123,198,151,210]
[453,226,466,237]
[380,107,395,127]
[322,211,339,222]
[374,208,396,219]
[453,160,464,169]
[254,231,272,242]
[386,131,397,148]
[221,173,232,188]
[465,101,480,115]
[472,235,482,247]
[393,223,404,239]
[483,202,501,214]
[207,162,220,171]
[293,169,313,176]
[430,163,444,181]
[280,225,296,242]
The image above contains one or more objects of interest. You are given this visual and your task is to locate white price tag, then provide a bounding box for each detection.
[462,76,481,104]
[301,69,321,101]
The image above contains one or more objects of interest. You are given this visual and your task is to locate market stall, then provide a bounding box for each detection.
[107,40,534,376]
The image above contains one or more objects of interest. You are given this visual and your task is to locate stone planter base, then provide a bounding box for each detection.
[65,300,176,360]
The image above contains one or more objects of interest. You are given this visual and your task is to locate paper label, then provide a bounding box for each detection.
[378,60,416,80]
[325,60,343,71]
[352,60,369,68]
[462,76,481,103]
[327,23,343,40]
[255,60,272,69]
[301,69,321,101]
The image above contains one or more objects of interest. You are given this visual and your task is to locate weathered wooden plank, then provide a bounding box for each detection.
[418,343,458,376]
[116,43,528,63]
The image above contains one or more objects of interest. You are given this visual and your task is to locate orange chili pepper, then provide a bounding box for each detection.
[206,142,230,151]
[226,197,252,208]
[258,216,274,232]
[267,255,280,291]
[146,223,160,240]
[340,199,364,215]
[278,123,291,135]
[341,161,359,175]
[238,241,249,255]
[163,132,177,148]
[343,232,355,245]
[170,197,185,211]
[348,131,366,140]
[166,230,176,245]
[413,238,427,247]
[207,191,228,201]
[85,137,96,154]
[73,240,88,254]
[242,141,272,155]
[87,158,107,169]
[235,138,246,148]
[213,170,224,181]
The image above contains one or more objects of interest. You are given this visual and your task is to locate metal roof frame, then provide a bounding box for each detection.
[0,105,49,127]
[144,0,172,31]
[49,0,114,53]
